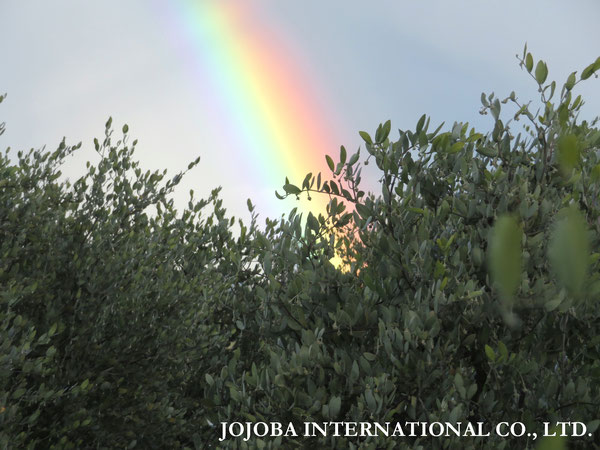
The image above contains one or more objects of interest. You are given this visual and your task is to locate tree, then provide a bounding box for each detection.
[0,108,265,447]
[251,48,600,449]
[1,49,600,449]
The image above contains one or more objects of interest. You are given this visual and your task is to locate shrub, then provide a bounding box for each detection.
[253,49,600,449]
[1,49,600,449]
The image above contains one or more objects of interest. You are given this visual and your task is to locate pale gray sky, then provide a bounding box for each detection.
[1,0,598,222]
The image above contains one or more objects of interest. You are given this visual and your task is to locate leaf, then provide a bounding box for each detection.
[544,297,563,312]
[484,345,496,362]
[329,180,339,195]
[263,252,272,276]
[557,134,580,171]
[339,146,347,165]
[498,341,508,361]
[355,203,370,219]
[336,213,352,228]
[28,410,40,424]
[525,53,534,72]
[535,61,548,84]
[587,420,600,434]
[364,389,377,412]
[350,360,359,384]
[466,384,478,399]
[536,430,566,450]
[283,184,301,195]
[12,388,26,399]
[359,131,372,145]
[326,155,335,172]
[380,120,391,142]
[476,146,498,158]
[488,216,522,297]
[302,172,312,190]
[548,207,589,296]
[454,372,463,389]
[581,62,596,80]
[416,114,426,134]
[449,404,462,423]
[449,142,465,154]
[565,71,577,91]
[329,396,341,418]
[480,92,489,107]
[490,99,501,121]
[591,164,600,183]
[363,352,377,361]
[307,212,319,232]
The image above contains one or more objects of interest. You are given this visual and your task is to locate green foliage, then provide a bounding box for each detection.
[0,121,261,447]
[275,49,600,449]
[548,206,590,297]
[488,215,522,300]
[537,430,567,450]
[1,49,600,449]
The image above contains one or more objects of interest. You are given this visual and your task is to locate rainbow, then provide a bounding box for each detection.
[160,0,347,222]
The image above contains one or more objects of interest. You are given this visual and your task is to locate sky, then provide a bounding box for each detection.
[1,0,599,225]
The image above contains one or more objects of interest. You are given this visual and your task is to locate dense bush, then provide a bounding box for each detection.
[243,50,600,449]
[0,111,265,448]
[1,50,599,449]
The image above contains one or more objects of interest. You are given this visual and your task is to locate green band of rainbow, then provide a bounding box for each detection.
[163,0,347,220]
